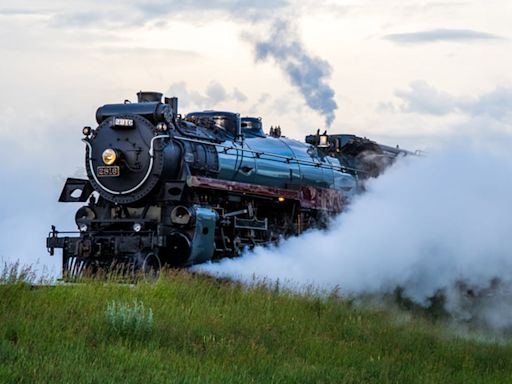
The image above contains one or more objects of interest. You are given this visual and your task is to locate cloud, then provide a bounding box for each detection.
[462,86,512,121]
[384,28,505,44]
[0,8,45,16]
[45,0,290,29]
[389,81,512,122]
[132,0,289,20]
[393,81,457,115]
[6,2,336,132]
[205,82,227,104]
[167,81,248,110]
[232,88,248,103]
[50,11,103,28]
[97,46,200,58]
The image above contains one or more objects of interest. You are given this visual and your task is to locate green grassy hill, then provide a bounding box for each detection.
[1,271,511,383]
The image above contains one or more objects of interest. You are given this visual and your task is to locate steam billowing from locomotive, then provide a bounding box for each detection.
[46,91,406,277]
[200,141,512,332]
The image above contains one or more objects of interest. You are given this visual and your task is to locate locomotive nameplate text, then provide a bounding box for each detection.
[97,166,120,177]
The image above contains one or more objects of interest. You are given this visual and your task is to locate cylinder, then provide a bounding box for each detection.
[170,205,195,226]
[166,232,191,265]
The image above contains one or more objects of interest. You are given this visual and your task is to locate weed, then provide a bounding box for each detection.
[0,261,36,284]
[105,300,154,337]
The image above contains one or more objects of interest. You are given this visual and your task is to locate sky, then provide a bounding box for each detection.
[0,0,511,270]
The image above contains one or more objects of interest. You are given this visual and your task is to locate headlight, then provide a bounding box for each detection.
[79,223,88,232]
[133,223,142,232]
[102,148,117,165]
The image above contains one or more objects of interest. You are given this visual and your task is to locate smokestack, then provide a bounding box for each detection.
[137,91,163,103]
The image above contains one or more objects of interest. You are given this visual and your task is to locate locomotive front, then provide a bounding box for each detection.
[86,91,181,204]
[47,92,219,276]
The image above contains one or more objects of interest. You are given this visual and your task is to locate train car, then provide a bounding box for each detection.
[46,91,407,278]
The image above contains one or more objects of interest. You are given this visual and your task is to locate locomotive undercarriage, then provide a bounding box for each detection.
[47,184,323,279]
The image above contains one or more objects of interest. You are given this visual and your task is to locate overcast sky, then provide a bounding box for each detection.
[2,0,511,148]
[1,0,511,268]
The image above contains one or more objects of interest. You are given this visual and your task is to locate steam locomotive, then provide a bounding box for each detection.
[46,91,410,277]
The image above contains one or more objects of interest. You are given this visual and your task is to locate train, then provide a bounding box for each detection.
[46,91,411,278]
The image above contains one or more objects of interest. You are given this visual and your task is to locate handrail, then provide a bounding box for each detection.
[83,135,169,195]
[173,135,364,175]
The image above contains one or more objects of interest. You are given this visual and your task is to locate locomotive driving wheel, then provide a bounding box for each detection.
[136,251,161,281]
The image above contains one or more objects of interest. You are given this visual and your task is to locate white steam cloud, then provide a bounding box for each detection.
[0,172,72,278]
[198,138,512,332]
[0,125,82,278]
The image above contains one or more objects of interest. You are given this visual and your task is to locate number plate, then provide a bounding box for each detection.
[97,166,120,177]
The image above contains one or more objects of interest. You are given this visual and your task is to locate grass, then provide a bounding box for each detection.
[1,269,511,383]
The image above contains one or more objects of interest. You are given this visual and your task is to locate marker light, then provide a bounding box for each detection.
[102,149,117,165]
[278,197,285,203]
[318,134,329,148]
[156,122,168,132]
[82,126,92,136]
[79,223,88,232]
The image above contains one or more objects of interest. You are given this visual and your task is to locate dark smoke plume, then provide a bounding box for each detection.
[254,19,338,127]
